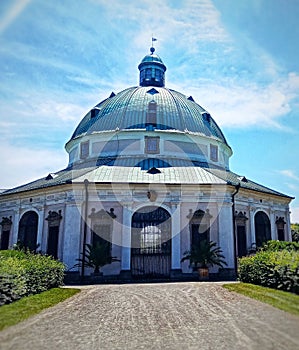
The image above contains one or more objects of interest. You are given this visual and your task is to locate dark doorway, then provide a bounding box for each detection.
[277,228,285,241]
[18,211,38,251]
[47,226,59,259]
[131,206,171,278]
[1,230,10,250]
[237,226,247,257]
[255,211,271,248]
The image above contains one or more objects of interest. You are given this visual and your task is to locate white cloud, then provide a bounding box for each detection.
[0,0,31,34]
[279,170,299,182]
[177,71,299,129]
[91,0,229,51]
[0,143,68,189]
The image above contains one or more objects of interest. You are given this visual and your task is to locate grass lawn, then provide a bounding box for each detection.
[223,283,299,317]
[0,287,80,331]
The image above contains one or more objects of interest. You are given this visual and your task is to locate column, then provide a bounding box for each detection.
[249,206,256,246]
[285,209,292,241]
[36,207,44,251]
[11,210,20,247]
[171,203,181,270]
[121,204,131,271]
[270,209,277,240]
[218,202,234,268]
[62,203,82,270]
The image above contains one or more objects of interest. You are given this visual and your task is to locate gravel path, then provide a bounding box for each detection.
[0,282,298,350]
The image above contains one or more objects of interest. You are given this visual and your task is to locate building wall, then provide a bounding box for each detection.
[0,182,292,278]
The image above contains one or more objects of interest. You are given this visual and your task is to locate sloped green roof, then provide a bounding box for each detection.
[0,163,292,199]
[205,168,293,198]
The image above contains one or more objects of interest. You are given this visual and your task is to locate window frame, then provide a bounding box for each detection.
[145,136,160,154]
[210,144,218,162]
[80,141,90,159]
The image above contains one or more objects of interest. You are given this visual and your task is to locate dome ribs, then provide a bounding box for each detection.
[68,86,229,146]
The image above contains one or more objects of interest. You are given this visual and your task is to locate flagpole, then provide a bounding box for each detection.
[151,36,157,49]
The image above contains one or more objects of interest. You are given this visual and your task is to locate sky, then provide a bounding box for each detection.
[0,0,298,222]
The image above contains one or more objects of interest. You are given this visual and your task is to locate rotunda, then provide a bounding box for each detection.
[0,47,293,280]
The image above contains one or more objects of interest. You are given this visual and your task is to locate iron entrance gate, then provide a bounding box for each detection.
[131,206,171,278]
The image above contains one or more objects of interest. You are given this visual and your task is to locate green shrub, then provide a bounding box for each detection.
[0,250,65,306]
[262,240,299,252]
[238,249,299,294]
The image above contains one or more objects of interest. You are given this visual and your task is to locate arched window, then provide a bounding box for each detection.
[18,211,38,251]
[254,211,271,248]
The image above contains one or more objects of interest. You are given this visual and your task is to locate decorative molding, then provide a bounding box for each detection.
[147,190,157,202]
[46,210,62,227]
[0,216,12,231]
[89,208,116,220]
[276,216,286,228]
[235,211,248,223]
[187,208,212,220]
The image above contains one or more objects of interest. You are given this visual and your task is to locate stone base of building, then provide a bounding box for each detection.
[119,270,132,280]
[64,268,237,285]
[170,268,183,279]
[217,268,236,281]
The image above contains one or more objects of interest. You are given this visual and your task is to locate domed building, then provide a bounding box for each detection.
[0,47,293,280]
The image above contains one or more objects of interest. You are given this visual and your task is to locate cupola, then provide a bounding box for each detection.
[138,47,167,87]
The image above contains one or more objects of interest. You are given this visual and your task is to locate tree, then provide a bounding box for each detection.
[291,223,299,243]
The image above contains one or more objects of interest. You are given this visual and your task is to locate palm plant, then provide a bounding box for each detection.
[77,241,119,274]
[181,240,227,269]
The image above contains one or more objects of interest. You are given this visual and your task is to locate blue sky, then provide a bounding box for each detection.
[0,0,299,222]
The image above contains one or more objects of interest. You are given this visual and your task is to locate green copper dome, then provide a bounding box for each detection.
[70,86,228,145]
[69,48,228,147]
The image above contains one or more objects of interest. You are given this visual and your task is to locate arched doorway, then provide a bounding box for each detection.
[131,206,171,278]
[255,211,271,248]
[18,211,38,251]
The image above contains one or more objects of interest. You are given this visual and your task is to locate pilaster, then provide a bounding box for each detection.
[270,209,277,240]
[36,207,44,250]
[121,203,132,271]
[218,202,234,268]
[285,209,292,241]
[11,210,20,247]
[249,206,256,246]
[62,203,82,270]
[171,202,181,270]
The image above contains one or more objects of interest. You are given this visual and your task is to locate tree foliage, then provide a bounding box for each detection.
[291,223,299,243]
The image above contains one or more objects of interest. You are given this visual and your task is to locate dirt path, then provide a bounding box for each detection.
[1,282,298,350]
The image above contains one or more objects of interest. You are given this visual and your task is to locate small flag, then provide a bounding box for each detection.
[152,37,157,41]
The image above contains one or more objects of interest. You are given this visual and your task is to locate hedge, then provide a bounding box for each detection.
[238,242,299,294]
[0,250,65,306]
[261,240,299,252]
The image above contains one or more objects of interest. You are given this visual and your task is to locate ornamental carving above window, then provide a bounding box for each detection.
[0,217,12,231]
[46,210,62,227]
